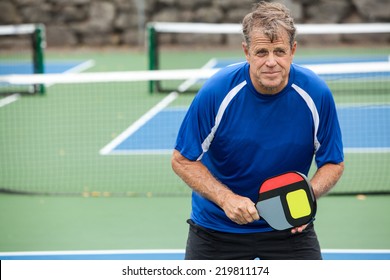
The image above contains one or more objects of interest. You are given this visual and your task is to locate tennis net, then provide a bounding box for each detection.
[0,63,389,196]
[147,22,390,93]
[0,24,46,94]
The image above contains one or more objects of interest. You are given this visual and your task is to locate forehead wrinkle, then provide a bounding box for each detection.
[249,29,289,49]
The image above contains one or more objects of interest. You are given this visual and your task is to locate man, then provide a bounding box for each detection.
[171,1,344,260]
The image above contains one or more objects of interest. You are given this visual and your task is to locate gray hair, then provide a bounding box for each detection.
[242,1,296,49]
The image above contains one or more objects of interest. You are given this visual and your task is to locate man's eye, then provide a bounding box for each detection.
[275,49,286,56]
[256,50,268,56]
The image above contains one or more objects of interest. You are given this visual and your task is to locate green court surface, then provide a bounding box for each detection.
[0,194,389,252]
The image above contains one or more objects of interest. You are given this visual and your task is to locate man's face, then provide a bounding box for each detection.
[243,29,296,95]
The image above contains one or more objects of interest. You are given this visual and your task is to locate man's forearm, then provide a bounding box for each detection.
[171,149,233,207]
[311,162,344,198]
[171,149,260,224]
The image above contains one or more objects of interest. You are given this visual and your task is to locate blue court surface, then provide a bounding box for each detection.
[113,108,186,154]
[104,55,389,155]
[0,60,94,75]
[108,105,390,155]
[0,60,94,99]
[1,249,390,260]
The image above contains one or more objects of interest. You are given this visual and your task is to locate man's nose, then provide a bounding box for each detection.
[265,53,277,67]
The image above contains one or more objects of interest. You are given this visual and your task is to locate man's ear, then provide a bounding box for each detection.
[242,42,250,61]
[291,41,297,56]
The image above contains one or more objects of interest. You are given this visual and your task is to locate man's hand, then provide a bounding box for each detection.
[291,224,308,234]
[221,193,260,225]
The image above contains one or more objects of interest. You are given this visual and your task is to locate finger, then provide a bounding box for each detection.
[240,206,259,223]
[239,201,260,223]
[235,210,252,225]
[291,224,307,234]
[222,194,259,224]
[228,209,251,225]
[248,204,260,221]
[236,205,260,224]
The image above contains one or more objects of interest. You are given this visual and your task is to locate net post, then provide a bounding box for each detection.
[147,23,157,94]
[33,24,46,95]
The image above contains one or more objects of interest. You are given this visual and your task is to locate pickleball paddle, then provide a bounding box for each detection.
[256,171,316,230]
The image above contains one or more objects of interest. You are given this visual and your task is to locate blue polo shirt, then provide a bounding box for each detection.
[175,62,344,233]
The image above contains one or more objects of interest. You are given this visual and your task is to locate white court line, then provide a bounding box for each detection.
[99,59,218,155]
[99,91,179,155]
[1,248,389,258]
[107,149,174,155]
[344,148,390,153]
[44,59,95,88]
[108,147,390,155]
[322,249,390,254]
[177,58,217,92]
[337,103,390,108]
[0,249,185,257]
[63,59,95,74]
[0,93,20,108]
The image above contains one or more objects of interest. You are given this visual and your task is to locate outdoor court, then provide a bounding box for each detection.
[1,47,389,260]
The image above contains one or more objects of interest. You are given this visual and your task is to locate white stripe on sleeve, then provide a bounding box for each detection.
[197,80,247,160]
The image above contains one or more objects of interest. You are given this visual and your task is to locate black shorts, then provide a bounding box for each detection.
[185,219,322,260]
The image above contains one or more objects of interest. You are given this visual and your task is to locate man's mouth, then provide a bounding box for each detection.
[263,71,280,77]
